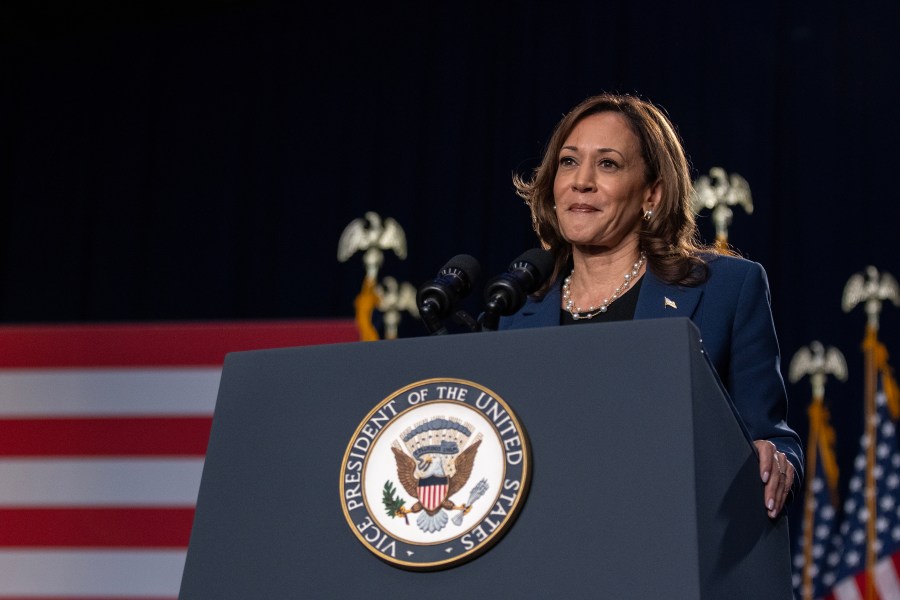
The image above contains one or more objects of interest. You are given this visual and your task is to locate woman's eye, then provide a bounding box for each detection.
[599,158,618,168]
[559,156,576,167]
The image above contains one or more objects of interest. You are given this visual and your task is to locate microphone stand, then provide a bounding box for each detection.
[420,303,481,335]
[419,302,449,335]
[477,298,504,332]
[452,309,480,333]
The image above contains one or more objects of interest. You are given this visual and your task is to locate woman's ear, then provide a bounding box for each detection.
[643,179,662,213]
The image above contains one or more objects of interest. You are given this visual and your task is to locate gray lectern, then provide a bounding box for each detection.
[180,317,792,599]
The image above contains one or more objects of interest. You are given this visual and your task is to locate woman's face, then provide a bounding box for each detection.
[552,111,658,251]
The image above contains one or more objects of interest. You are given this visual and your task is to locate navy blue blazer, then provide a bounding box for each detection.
[499,253,804,490]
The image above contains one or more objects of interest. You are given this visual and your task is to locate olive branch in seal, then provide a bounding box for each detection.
[382,480,408,524]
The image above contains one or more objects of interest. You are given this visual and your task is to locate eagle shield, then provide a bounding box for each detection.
[417,476,449,512]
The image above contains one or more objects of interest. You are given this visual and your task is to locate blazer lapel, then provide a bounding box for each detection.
[514,281,563,328]
[634,270,703,320]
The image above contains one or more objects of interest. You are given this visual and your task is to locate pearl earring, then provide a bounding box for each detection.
[643,209,654,221]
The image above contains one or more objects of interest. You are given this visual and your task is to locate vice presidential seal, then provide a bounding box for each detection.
[339,378,530,570]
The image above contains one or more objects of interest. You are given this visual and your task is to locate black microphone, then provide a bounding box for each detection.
[479,248,554,331]
[416,254,482,335]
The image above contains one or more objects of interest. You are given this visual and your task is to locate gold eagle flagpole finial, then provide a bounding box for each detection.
[376,276,419,340]
[691,166,753,251]
[842,265,900,333]
[841,266,899,598]
[337,212,408,341]
[789,341,846,600]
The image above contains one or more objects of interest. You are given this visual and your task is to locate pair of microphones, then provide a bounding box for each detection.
[416,248,555,335]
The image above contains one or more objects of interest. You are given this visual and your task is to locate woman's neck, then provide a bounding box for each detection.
[567,241,645,308]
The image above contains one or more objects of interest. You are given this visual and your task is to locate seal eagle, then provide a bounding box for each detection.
[390,430,482,533]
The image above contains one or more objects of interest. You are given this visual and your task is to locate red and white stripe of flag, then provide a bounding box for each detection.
[827,553,900,600]
[0,320,356,599]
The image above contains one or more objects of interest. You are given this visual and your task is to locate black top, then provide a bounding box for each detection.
[560,276,644,325]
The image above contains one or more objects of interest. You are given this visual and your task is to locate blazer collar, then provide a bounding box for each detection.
[515,269,703,327]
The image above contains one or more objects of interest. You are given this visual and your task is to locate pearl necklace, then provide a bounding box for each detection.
[562,252,646,320]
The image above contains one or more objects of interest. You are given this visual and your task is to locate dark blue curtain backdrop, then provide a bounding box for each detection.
[2,0,899,558]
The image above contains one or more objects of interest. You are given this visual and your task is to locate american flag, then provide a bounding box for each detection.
[822,370,900,600]
[0,320,356,599]
[792,411,844,599]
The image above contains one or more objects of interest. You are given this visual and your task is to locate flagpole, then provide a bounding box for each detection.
[863,325,877,600]
[842,265,900,600]
[790,341,846,600]
[336,212,410,343]
[689,167,753,254]
[801,401,821,600]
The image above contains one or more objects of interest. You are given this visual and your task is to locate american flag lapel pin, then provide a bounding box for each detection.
[664,297,677,309]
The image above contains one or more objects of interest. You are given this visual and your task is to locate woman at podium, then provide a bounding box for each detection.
[499,92,802,520]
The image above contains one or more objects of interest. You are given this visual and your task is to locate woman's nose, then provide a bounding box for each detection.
[571,167,595,192]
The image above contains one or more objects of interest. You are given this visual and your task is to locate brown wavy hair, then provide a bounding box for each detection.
[513,93,720,296]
